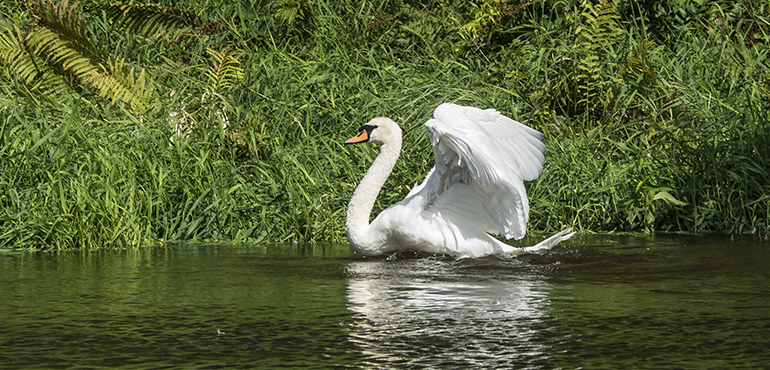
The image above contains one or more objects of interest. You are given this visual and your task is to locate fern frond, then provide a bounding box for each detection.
[593,0,622,52]
[275,0,315,26]
[90,57,154,113]
[95,2,198,41]
[275,0,302,24]
[0,25,68,96]
[204,48,244,93]
[24,0,107,93]
[457,0,532,48]
[575,0,622,53]
[16,0,156,112]
[33,0,110,64]
[26,25,100,82]
[574,0,624,112]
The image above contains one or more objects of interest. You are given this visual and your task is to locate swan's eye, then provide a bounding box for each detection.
[361,125,378,138]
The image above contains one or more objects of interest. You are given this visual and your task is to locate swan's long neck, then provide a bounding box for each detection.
[346,136,402,251]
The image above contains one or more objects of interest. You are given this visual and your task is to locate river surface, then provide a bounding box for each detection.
[1,234,768,369]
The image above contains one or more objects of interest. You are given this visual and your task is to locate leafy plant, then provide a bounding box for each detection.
[3,0,154,112]
[458,0,531,48]
[0,24,68,96]
[627,186,688,234]
[275,0,314,25]
[573,0,623,117]
[95,2,198,41]
[0,0,221,113]
[204,48,244,94]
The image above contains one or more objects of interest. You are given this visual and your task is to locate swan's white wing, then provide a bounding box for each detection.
[417,103,546,240]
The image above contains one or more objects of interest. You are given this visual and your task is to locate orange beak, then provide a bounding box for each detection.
[345,129,369,144]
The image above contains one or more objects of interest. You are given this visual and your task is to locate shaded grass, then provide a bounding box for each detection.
[1,0,769,249]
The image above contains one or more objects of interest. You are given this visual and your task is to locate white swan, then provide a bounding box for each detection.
[345,103,573,257]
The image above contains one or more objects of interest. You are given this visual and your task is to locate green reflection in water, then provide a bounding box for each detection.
[540,234,770,369]
[0,235,768,369]
[0,244,362,369]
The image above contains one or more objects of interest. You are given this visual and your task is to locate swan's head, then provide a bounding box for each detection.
[344,117,401,146]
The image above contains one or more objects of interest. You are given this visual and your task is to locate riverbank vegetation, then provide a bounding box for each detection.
[1,0,768,249]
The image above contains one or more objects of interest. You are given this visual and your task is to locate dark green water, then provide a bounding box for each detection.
[0,235,768,369]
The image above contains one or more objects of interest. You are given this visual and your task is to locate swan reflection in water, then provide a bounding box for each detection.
[345,256,553,367]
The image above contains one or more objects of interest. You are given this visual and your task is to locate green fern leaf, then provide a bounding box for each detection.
[95,2,197,41]
[14,0,156,112]
[204,48,244,94]
[91,56,154,113]
[275,0,302,24]
[34,0,110,64]
[0,25,68,96]
[573,0,624,113]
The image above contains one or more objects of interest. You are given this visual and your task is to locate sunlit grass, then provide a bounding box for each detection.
[1,0,768,249]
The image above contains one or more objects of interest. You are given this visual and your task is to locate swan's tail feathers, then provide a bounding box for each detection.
[527,228,574,252]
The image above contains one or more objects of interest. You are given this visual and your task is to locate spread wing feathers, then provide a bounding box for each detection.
[418,103,546,240]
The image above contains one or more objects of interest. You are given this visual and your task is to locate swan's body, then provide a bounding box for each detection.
[345,103,572,257]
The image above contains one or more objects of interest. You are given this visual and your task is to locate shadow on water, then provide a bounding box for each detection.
[0,234,768,368]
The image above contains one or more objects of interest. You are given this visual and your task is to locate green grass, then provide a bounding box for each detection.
[1,0,768,249]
